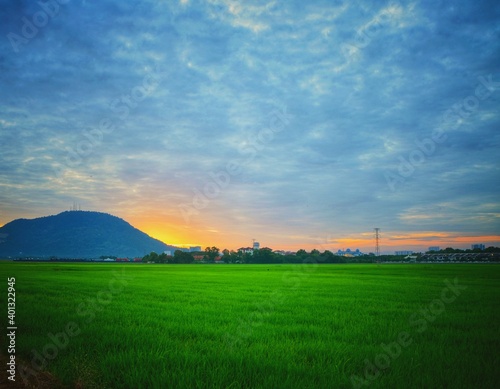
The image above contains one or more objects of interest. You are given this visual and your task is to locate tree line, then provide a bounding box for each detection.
[141,247,376,264]
[140,245,500,264]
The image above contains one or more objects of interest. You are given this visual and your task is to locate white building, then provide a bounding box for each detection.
[337,248,363,257]
[238,247,254,255]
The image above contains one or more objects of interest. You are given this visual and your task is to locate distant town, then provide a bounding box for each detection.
[12,242,500,264]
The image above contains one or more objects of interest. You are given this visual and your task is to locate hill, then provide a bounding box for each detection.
[0,211,177,258]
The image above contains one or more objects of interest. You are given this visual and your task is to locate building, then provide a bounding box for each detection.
[189,246,202,252]
[471,244,485,250]
[238,247,254,255]
[395,250,413,256]
[337,248,363,257]
[253,241,260,250]
[428,246,440,252]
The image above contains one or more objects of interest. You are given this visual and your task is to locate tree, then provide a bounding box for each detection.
[222,249,238,264]
[173,250,194,264]
[252,247,276,263]
[241,251,252,264]
[157,253,168,263]
[142,252,159,263]
[309,249,320,263]
[204,246,219,263]
[320,250,334,263]
[296,249,307,258]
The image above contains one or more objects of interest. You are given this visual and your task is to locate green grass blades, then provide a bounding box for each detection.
[0,262,498,388]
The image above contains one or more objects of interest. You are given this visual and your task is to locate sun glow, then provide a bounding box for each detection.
[124,216,500,253]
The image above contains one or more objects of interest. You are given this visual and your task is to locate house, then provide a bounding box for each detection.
[405,255,418,263]
[238,247,254,255]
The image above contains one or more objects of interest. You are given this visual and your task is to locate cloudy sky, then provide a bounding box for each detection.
[1,0,499,253]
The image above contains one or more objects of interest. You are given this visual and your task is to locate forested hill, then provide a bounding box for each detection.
[0,211,176,258]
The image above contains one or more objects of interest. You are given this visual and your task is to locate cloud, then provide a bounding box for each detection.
[0,0,499,251]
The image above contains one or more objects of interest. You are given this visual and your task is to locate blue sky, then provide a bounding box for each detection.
[1,0,499,252]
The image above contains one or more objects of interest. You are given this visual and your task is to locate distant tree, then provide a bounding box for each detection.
[252,247,277,263]
[232,251,243,263]
[204,246,219,263]
[309,249,320,263]
[150,252,160,263]
[241,251,252,264]
[158,253,168,263]
[320,250,334,263]
[222,249,238,264]
[443,247,458,253]
[142,252,159,263]
[174,250,194,264]
[296,249,307,258]
[173,250,183,260]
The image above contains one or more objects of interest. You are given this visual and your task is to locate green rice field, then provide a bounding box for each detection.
[1,262,499,388]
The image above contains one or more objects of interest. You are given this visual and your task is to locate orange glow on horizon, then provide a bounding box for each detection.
[122,215,500,253]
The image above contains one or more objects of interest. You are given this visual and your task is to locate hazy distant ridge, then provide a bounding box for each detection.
[0,211,176,258]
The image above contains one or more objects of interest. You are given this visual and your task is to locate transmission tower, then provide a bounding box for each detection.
[374,228,381,256]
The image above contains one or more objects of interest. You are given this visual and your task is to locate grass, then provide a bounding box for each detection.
[0,262,499,388]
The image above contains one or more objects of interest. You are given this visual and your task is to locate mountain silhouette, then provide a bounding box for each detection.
[0,211,177,258]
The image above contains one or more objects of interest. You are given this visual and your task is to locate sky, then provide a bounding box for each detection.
[1,0,499,254]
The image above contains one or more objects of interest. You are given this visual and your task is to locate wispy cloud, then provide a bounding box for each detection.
[0,0,499,252]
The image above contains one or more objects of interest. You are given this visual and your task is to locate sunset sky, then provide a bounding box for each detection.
[1,0,499,253]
